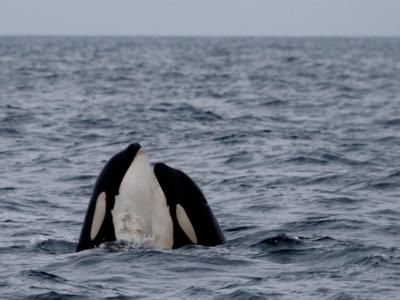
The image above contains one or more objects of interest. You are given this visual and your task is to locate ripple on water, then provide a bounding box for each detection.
[30,236,77,254]
[1,36,400,299]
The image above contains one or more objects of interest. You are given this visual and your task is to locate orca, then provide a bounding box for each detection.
[76,143,224,252]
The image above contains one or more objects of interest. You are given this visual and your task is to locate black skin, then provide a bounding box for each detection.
[154,163,225,247]
[76,143,225,252]
[76,143,141,252]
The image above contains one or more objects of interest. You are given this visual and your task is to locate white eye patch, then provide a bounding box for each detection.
[176,204,197,244]
[90,192,107,240]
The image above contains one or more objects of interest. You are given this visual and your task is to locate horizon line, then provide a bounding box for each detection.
[0,33,399,39]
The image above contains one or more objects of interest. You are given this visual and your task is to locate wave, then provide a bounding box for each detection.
[30,236,77,254]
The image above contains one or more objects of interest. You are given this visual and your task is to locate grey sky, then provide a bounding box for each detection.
[0,0,399,36]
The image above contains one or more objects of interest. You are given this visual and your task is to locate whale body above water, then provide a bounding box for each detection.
[76,143,225,252]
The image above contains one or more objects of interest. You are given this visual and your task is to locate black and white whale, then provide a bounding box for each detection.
[76,143,225,252]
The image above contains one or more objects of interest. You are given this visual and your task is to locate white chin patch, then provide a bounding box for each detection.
[111,148,174,249]
[176,204,198,244]
[90,192,107,240]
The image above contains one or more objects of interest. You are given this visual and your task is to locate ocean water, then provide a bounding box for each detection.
[1,36,400,299]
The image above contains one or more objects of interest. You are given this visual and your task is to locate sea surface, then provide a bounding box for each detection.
[1,36,400,299]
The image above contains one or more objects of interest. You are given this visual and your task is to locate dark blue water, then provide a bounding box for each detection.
[1,36,400,299]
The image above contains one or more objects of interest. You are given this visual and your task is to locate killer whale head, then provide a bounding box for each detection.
[76,143,225,252]
[76,143,141,252]
[153,162,225,248]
